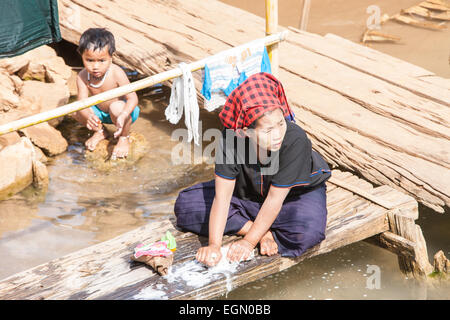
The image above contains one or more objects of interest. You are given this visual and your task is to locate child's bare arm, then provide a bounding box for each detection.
[196,175,235,266]
[76,72,89,101]
[115,66,138,115]
[113,66,139,137]
[76,73,100,130]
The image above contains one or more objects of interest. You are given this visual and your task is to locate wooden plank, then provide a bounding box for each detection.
[0,169,401,300]
[56,0,450,214]
[287,27,450,106]
[365,231,416,259]
[279,69,449,212]
[403,5,450,21]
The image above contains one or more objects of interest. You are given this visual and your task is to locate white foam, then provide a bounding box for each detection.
[133,286,168,300]
[165,246,255,294]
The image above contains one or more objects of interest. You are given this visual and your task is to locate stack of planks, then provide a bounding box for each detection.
[57,0,449,213]
[0,170,432,300]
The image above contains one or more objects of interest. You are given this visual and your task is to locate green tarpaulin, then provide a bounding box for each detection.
[0,0,61,58]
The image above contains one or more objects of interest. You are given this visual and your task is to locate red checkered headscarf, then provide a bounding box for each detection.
[219,72,294,131]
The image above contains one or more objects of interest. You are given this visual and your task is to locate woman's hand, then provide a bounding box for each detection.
[196,244,222,267]
[226,239,255,263]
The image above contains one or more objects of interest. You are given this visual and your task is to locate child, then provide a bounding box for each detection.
[174,72,331,266]
[72,28,139,159]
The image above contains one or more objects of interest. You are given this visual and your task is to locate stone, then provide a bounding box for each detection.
[433,250,449,274]
[43,56,73,85]
[0,137,34,200]
[32,159,49,190]
[85,131,148,171]
[18,61,46,82]
[0,70,21,111]
[0,132,21,151]
[19,80,70,126]
[0,44,57,75]
[20,122,68,156]
[67,69,79,97]
[33,145,48,164]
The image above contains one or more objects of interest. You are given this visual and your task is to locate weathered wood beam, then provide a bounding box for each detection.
[56,0,450,213]
[1,170,412,300]
[365,231,416,259]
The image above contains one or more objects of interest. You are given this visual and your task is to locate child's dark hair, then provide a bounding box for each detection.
[77,28,116,56]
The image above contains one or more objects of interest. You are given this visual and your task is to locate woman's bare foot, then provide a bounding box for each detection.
[259,230,278,256]
[85,128,108,151]
[112,136,130,159]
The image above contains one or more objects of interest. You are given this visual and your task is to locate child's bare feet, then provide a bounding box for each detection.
[259,230,278,256]
[112,136,130,159]
[85,128,108,151]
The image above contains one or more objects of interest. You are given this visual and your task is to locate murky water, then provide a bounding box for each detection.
[0,92,219,280]
[0,0,449,300]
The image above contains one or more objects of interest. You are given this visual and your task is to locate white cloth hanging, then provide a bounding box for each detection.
[165,62,200,145]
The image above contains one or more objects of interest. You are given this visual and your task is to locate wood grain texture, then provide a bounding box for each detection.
[0,170,422,300]
[57,0,449,212]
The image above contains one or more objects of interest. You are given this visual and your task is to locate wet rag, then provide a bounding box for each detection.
[132,231,177,276]
[165,62,200,145]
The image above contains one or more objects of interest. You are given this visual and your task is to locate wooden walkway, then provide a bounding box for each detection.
[57,0,450,213]
[0,170,433,300]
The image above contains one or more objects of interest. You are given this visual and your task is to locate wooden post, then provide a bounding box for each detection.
[299,0,311,31]
[387,209,433,279]
[265,0,279,77]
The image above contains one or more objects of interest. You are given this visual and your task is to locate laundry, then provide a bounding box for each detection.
[201,39,272,112]
[165,62,200,145]
[131,231,177,276]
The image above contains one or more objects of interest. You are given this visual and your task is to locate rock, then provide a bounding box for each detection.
[43,56,73,85]
[33,145,48,164]
[0,137,34,200]
[20,122,68,156]
[32,159,49,190]
[17,61,46,82]
[0,70,21,111]
[0,54,30,75]
[0,45,57,75]
[9,75,23,92]
[433,250,449,274]
[85,131,148,171]
[0,132,21,151]
[19,80,70,126]
[67,69,79,97]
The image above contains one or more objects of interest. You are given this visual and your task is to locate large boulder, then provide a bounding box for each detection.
[0,70,21,112]
[19,80,70,126]
[0,137,34,200]
[20,122,68,156]
[42,56,73,85]
[0,45,57,75]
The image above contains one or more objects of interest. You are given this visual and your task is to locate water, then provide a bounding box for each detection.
[0,0,449,300]
[0,93,219,280]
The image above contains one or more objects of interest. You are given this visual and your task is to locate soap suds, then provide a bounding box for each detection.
[165,246,254,292]
[133,286,168,300]
[132,246,255,299]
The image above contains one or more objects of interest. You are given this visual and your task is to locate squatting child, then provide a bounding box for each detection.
[175,72,331,266]
[72,28,139,158]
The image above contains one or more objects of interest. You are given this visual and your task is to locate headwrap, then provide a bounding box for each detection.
[218,72,295,131]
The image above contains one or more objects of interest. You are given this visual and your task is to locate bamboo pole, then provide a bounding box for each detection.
[265,0,279,77]
[0,31,289,136]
